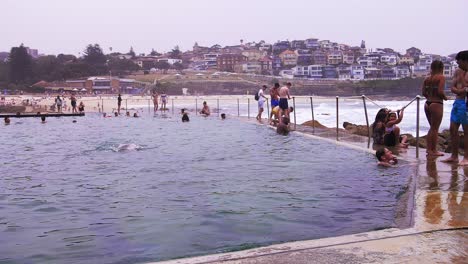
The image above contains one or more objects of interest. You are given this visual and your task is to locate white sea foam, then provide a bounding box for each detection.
[114,143,142,152]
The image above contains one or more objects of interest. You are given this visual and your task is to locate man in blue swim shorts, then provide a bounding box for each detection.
[443,50,468,165]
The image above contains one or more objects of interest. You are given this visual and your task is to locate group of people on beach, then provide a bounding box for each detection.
[256,82,294,135]
[376,50,468,167]
[54,95,85,113]
[148,91,169,113]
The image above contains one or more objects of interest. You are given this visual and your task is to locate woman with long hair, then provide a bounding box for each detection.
[422,60,447,156]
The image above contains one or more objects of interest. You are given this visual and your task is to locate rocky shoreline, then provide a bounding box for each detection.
[302,120,465,154]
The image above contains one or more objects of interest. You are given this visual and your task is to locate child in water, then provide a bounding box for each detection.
[384,109,408,148]
[376,148,398,167]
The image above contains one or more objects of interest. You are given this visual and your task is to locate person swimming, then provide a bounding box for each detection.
[181,109,189,122]
[376,147,398,167]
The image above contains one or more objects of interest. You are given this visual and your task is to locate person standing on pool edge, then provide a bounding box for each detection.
[256,85,268,122]
[422,60,447,156]
[278,82,291,124]
[443,50,468,165]
[117,94,122,114]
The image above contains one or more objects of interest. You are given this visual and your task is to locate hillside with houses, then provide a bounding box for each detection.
[0,38,458,96]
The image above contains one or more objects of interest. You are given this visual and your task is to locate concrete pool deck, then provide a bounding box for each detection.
[153,120,467,264]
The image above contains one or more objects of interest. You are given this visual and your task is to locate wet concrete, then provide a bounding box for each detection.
[150,119,468,264]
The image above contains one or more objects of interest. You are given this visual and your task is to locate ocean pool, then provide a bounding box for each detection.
[0,113,413,263]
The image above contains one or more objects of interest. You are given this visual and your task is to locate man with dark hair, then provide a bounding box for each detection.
[443,50,468,165]
[277,116,290,135]
[270,82,280,110]
[278,82,292,124]
[376,148,398,167]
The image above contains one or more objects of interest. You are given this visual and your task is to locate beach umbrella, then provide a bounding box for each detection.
[72,88,78,91]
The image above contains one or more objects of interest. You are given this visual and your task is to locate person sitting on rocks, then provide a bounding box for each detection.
[376,147,398,167]
[384,109,409,148]
[372,108,389,145]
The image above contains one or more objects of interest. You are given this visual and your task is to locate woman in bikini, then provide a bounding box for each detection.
[422,60,447,156]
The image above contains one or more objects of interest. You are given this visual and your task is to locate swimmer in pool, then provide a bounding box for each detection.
[181,109,189,122]
[376,147,398,167]
[277,116,290,135]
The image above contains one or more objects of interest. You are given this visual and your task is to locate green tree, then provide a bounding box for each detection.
[169,46,181,59]
[33,55,62,81]
[83,44,107,75]
[0,61,9,82]
[57,54,77,63]
[172,62,184,72]
[108,57,140,76]
[8,44,33,84]
[83,44,107,65]
[128,46,136,58]
[155,61,170,74]
[150,49,161,56]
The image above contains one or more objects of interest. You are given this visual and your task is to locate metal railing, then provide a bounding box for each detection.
[31,94,423,157]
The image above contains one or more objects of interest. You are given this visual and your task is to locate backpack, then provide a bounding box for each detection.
[254,91,259,101]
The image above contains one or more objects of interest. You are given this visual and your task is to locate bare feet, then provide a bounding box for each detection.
[442,157,458,163]
[458,159,468,166]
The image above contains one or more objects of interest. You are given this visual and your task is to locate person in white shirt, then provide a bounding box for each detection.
[256,85,268,121]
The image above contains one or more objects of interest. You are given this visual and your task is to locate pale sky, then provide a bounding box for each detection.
[1,0,466,56]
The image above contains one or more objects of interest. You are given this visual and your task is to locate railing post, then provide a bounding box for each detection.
[217,98,220,116]
[416,95,420,158]
[172,98,174,115]
[336,96,339,140]
[292,96,296,130]
[148,99,150,113]
[195,98,198,115]
[248,98,250,119]
[125,99,128,112]
[102,98,104,113]
[266,99,270,121]
[310,96,315,133]
[362,95,370,138]
[237,98,240,117]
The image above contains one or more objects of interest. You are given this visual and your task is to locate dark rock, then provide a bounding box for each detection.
[343,122,370,137]
[302,120,328,128]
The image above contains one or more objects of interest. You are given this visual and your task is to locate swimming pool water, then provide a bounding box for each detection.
[0,113,412,263]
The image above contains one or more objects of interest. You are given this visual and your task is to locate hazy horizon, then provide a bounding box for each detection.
[1,0,466,56]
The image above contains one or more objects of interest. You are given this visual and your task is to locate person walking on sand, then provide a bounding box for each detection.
[443,50,468,165]
[151,91,159,112]
[70,94,77,113]
[160,92,168,112]
[423,60,448,156]
[55,95,63,113]
[117,94,122,114]
[256,85,268,121]
[278,82,291,124]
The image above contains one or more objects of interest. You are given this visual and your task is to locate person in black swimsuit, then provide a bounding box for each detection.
[422,60,447,156]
